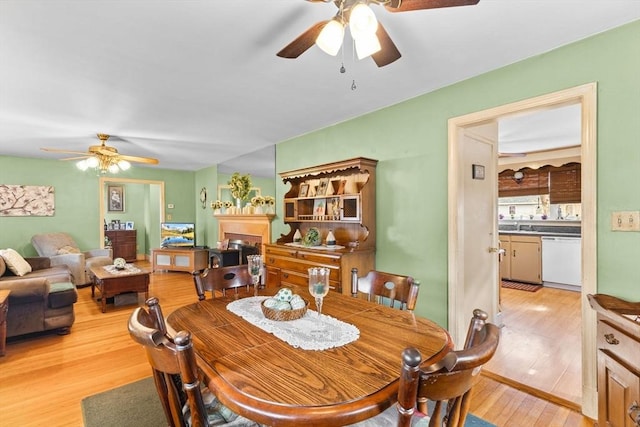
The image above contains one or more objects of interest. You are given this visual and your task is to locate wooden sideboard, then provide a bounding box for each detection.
[152,248,209,273]
[588,294,640,427]
[265,157,377,295]
[264,244,374,295]
[105,229,137,262]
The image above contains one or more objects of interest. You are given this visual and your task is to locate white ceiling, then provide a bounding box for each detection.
[1,1,638,177]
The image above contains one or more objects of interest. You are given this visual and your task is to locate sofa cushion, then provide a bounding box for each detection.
[48,282,78,308]
[57,245,81,255]
[0,256,6,277]
[0,248,33,276]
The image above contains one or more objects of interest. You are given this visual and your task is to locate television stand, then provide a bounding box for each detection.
[152,247,208,273]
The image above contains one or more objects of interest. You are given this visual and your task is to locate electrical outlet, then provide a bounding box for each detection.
[167,203,174,209]
[167,214,172,221]
[611,211,640,231]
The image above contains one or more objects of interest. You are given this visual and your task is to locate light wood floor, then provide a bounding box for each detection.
[0,262,594,426]
[485,286,582,409]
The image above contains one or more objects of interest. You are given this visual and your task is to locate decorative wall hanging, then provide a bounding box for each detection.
[0,185,55,216]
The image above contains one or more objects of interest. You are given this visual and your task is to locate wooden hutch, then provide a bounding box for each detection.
[264,157,377,295]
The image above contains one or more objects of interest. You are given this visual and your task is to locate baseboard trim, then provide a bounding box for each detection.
[481,370,581,412]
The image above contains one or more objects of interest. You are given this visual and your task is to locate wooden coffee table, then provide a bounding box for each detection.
[90,265,150,313]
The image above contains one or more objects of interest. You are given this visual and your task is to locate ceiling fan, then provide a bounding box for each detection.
[277,0,480,67]
[41,133,159,174]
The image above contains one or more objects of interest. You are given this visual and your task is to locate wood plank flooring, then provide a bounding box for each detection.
[486,286,582,408]
[0,262,594,426]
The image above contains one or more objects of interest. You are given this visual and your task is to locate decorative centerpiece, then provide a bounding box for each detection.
[261,288,308,321]
[264,196,275,214]
[228,172,252,210]
[113,257,126,270]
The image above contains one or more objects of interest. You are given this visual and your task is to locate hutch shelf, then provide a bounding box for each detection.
[264,157,377,295]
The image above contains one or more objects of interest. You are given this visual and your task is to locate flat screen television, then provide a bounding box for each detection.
[160,222,196,248]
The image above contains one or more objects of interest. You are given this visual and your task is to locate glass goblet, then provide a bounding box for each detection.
[247,255,263,296]
[308,267,330,324]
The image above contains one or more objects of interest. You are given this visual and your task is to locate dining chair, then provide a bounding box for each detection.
[350,268,420,310]
[128,297,261,427]
[192,265,254,301]
[348,309,499,427]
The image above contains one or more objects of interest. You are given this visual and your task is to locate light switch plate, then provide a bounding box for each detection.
[167,203,174,209]
[611,211,640,231]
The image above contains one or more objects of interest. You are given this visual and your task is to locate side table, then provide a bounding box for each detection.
[0,289,10,356]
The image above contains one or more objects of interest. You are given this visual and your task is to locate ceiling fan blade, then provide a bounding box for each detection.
[499,152,527,158]
[386,0,480,12]
[277,20,329,59]
[59,156,91,161]
[41,147,91,156]
[371,23,401,67]
[118,154,159,165]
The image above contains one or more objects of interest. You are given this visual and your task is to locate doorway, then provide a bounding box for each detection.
[447,83,598,418]
[99,177,165,259]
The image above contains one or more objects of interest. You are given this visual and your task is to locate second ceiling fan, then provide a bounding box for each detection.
[277,0,480,67]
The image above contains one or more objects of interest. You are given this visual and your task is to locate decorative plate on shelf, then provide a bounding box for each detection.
[302,227,320,246]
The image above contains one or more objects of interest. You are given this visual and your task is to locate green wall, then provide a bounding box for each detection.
[275,21,640,325]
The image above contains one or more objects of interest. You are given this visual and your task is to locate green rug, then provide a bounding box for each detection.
[81,377,166,427]
[82,377,495,427]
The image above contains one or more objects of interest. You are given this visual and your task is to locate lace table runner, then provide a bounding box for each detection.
[102,264,142,275]
[227,297,360,351]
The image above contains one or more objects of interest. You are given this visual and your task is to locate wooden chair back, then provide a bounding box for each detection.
[192,265,254,301]
[397,309,500,427]
[350,268,419,310]
[128,297,208,427]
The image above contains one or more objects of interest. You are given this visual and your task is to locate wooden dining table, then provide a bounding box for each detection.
[167,285,453,427]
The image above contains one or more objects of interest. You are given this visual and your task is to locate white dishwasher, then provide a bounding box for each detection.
[541,236,582,288]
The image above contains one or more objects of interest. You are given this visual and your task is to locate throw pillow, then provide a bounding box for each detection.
[57,245,81,255]
[0,248,32,276]
[0,256,6,277]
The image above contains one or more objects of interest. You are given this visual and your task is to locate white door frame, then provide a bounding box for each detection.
[447,83,598,418]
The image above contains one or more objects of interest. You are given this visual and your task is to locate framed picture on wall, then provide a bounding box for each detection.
[108,185,125,212]
[125,221,134,230]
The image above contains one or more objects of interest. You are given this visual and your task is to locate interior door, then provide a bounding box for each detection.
[448,122,500,346]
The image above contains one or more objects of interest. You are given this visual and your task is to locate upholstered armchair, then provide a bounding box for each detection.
[31,232,113,286]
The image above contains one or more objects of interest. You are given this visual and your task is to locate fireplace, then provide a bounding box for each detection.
[215,214,274,256]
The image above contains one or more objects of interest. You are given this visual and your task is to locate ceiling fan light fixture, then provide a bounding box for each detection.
[316,19,344,56]
[355,33,381,59]
[76,159,89,171]
[86,156,100,168]
[108,163,120,174]
[349,3,378,39]
[118,159,131,171]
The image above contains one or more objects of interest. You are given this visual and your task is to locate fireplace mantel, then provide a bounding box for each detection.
[215,214,274,255]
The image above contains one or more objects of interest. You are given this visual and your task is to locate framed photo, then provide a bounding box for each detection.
[472,164,485,180]
[313,198,326,218]
[108,185,125,212]
[328,197,340,219]
[317,178,329,196]
[125,221,134,230]
[299,183,309,198]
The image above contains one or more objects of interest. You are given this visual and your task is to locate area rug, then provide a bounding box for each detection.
[501,279,542,292]
[81,377,166,427]
[82,377,495,427]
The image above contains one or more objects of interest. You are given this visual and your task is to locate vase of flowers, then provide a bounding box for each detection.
[228,172,252,211]
[251,195,265,214]
[211,200,223,215]
[264,196,275,214]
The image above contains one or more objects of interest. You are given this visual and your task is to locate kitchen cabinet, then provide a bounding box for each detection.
[500,234,541,284]
[499,237,511,280]
[265,157,377,294]
[152,248,209,273]
[105,229,137,262]
[588,294,640,427]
